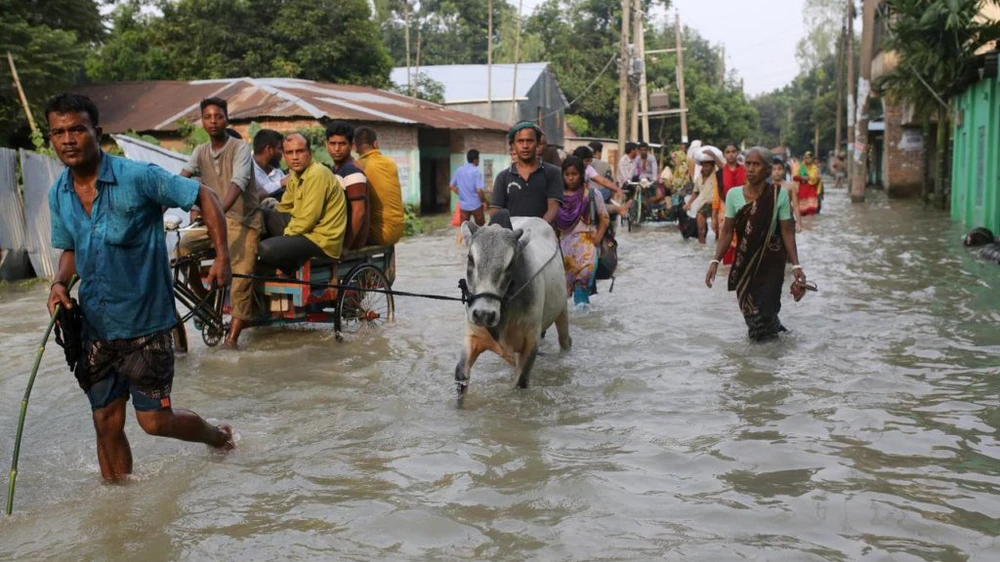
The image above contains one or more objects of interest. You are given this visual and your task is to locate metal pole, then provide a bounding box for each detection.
[674,11,688,143]
[510,0,523,124]
[617,0,631,155]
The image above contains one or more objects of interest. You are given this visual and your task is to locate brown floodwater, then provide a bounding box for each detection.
[2,190,999,561]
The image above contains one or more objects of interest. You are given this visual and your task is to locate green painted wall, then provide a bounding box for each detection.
[952,73,1000,233]
[448,153,510,211]
[381,149,421,206]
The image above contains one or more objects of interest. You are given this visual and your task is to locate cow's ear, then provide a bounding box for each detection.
[513,228,531,251]
[461,220,478,246]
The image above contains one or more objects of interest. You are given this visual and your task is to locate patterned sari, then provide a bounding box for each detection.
[558,188,608,303]
[728,184,787,341]
[797,162,821,216]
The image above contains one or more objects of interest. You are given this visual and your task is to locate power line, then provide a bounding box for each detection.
[540,52,617,119]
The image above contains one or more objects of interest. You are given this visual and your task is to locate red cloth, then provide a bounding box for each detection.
[720,165,745,266]
[798,182,819,216]
[451,204,462,227]
[722,164,747,198]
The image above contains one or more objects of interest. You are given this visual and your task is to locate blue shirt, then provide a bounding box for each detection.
[49,153,201,341]
[450,163,485,211]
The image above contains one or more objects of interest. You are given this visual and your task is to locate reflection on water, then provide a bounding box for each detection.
[2,191,1000,561]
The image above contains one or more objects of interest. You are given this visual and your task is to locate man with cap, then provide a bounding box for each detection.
[491,122,564,225]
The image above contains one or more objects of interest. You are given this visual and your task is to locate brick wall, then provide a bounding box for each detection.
[448,130,508,154]
[883,102,925,198]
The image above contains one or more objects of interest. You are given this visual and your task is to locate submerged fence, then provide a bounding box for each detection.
[0,149,61,281]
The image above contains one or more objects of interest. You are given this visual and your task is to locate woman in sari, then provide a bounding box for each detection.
[705,147,808,341]
[794,151,822,216]
[557,156,610,306]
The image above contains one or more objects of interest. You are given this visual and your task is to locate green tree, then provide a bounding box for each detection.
[88,0,392,87]
[876,0,1000,206]
[1,0,102,146]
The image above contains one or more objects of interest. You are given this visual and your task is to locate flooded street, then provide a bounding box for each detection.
[2,190,1000,561]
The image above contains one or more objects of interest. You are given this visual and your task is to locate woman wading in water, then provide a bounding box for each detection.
[557,156,609,306]
[705,147,809,340]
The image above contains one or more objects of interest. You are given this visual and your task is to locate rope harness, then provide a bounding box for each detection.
[231,245,561,308]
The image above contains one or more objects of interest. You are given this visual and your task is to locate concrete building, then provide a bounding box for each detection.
[390,63,568,146]
[951,49,1000,233]
[71,78,510,214]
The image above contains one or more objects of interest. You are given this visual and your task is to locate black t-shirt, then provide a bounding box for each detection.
[491,161,564,218]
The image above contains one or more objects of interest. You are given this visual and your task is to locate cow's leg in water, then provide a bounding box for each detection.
[455,336,487,396]
[555,308,572,351]
[514,335,539,389]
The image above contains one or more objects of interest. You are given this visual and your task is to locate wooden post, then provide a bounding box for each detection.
[6,52,38,137]
[510,0,524,124]
[404,4,412,96]
[674,11,688,143]
[618,0,631,154]
[487,0,493,116]
[834,20,845,163]
[415,25,422,97]
[635,0,650,142]
[845,1,856,180]
[851,0,876,203]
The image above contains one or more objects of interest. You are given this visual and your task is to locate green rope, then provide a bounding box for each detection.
[6,275,78,516]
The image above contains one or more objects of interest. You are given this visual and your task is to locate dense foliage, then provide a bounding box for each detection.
[87,0,392,87]
[0,0,103,146]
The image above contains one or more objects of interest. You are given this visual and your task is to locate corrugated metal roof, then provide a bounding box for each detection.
[112,134,187,174]
[390,63,553,103]
[72,78,510,134]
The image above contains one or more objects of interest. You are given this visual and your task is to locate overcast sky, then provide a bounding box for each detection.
[662,0,809,97]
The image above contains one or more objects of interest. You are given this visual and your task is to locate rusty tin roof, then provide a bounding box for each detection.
[72,78,510,134]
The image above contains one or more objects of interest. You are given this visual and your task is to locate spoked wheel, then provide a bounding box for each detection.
[627,200,639,232]
[336,264,395,337]
[202,321,228,347]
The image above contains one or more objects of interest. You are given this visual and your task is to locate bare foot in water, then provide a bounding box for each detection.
[212,424,236,451]
[222,338,239,350]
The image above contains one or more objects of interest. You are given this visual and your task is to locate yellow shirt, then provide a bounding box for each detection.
[356,149,404,245]
[277,160,347,259]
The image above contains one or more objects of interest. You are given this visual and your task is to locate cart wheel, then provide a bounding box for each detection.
[202,321,228,347]
[337,264,395,334]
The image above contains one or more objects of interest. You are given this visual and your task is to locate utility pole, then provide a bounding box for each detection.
[511,0,523,123]
[618,0,631,155]
[851,0,875,203]
[404,2,412,96]
[845,0,856,180]
[635,0,650,142]
[674,11,688,143]
[834,19,846,166]
[487,0,493,116]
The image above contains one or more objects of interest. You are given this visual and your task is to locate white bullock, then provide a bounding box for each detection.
[456,216,571,397]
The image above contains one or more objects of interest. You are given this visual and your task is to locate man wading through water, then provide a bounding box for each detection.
[491,121,564,225]
[178,97,263,349]
[45,93,235,482]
